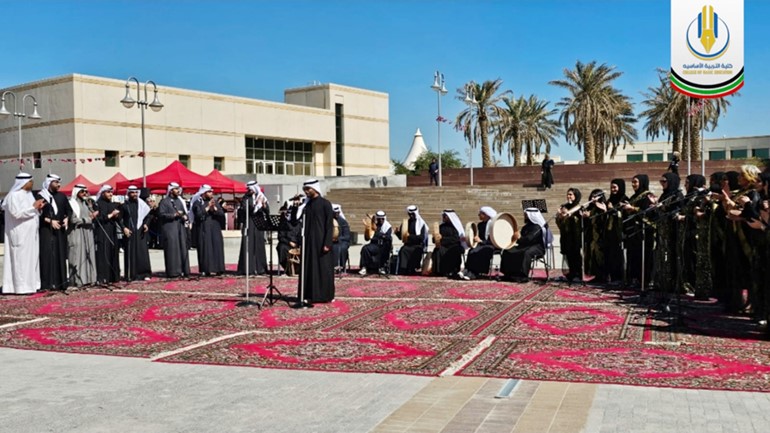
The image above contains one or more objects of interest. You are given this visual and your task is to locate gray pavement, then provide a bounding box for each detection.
[3,235,770,432]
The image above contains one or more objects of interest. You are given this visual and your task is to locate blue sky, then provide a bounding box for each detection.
[2,0,768,165]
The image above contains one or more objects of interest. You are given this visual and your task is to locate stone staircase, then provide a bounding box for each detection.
[326,184,598,241]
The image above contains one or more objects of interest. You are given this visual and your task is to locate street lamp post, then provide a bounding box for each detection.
[0,91,42,171]
[463,83,478,186]
[430,71,448,187]
[120,77,164,188]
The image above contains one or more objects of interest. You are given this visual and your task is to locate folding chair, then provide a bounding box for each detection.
[529,242,555,283]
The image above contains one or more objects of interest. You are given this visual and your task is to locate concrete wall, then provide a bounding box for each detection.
[1,74,391,194]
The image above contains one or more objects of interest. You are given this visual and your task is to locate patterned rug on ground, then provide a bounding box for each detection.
[157,331,482,376]
[477,302,648,342]
[2,276,770,390]
[458,337,770,392]
[326,299,514,336]
[203,299,393,332]
[0,317,226,358]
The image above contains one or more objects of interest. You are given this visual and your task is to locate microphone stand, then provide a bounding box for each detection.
[237,195,259,308]
[292,202,312,309]
[259,210,289,308]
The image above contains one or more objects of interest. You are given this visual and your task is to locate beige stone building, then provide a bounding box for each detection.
[0,74,389,193]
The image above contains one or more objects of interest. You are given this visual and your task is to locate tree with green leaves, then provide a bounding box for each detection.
[454,79,509,167]
[641,69,733,161]
[392,150,464,176]
[495,95,561,166]
[550,61,637,163]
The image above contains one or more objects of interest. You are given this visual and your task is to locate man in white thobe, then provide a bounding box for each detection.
[2,173,45,294]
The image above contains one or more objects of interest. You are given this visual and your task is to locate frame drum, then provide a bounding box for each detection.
[465,222,479,248]
[401,218,410,244]
[489,212,519,250]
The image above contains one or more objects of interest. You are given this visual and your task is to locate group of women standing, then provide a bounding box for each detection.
[556,164,770,328]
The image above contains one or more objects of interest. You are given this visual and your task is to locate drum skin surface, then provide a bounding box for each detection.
[489,212,518,250]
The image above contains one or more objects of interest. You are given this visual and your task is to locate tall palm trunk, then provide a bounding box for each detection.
[512,137,522,167]
[594,137,605,163]
[690,113,702,161]
[480,116,492,167]
[671,127,681,155]
[525,142,534,165]
[584,128,596,164]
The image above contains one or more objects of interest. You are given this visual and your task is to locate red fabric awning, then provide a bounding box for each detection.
[116,161,235,194]
[206,169,246,193]
[59,174,100,196]
[97,172,129,193]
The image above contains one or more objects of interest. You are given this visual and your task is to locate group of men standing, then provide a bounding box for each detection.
[1,173,159,295]
[2,174,340,308]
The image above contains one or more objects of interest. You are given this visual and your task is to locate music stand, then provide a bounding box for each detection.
[254,211,290,308]
[521,199,548,213]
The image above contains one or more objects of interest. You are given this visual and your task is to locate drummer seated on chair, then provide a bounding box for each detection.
[276,201,302,274]
[332,204,351,272]
[500,208,550,283]
[359,210,392,276]
[432,210,467,278]
[396,205,428,275]
[458,206,498,281]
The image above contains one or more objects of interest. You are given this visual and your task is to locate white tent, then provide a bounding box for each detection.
[402,128,429,170]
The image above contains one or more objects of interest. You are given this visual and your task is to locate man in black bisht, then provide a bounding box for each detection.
[192,184,226,276]
[121,185,152,281]
[37,174,70,291]
[94,184,122,284]
[359,211,393,276]
[331,203,351,271]
[277,200,302,273]
[158,182,191,278]
[294,179,335,306]
[237,181,268,275]
[395,205,427,275]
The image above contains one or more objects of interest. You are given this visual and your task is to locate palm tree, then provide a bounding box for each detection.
[495,95,561,166]
[521,95,561,165]
[455,79,509,167]
[550,61,636,164]
[641,70,733,161]
[641,70,688,156]
[495,95,526,166]
[688,96,732,161]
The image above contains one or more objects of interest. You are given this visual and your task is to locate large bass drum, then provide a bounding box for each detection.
[489,212,519,250]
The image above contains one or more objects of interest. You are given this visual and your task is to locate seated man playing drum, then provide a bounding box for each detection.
[500,208,552,283]
[395,205,428,275]
[431,210,467,278]
[276,201,302,275]
[359,210,393,275]
[332,204,351,272]
[458,206,497,280]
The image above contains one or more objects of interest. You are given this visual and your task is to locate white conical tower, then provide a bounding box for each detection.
[402,128,429,170]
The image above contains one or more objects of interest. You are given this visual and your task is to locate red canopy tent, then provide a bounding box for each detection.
[206,169,246,193]
[116,160,234,194]
[59,174,100,196]
[97,172,129,193]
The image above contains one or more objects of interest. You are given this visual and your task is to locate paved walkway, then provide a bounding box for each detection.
[3,240,770,432]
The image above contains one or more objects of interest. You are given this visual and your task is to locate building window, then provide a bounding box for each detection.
[179,154,190,168]
[214,156,224,171]
[626,154,643,162]
[709,150,726,161]
[646,153,664,162]
[33,152,42,169]
[335,103,344,176]
[752,148,770,158]
[105,150,119,167]
[730,149,748,160]
[245,137,313,176]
